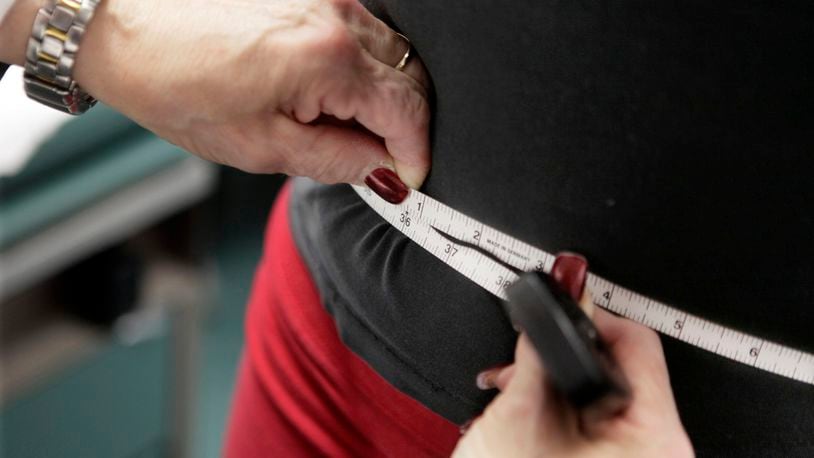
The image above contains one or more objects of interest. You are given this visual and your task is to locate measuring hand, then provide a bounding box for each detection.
[353,184,814,386]
[504,267,631,423]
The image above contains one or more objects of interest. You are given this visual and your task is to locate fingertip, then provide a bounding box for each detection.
[476,369,498,390]
[364,167,409,204]
[550,252,588,302]
[394,161,428,189]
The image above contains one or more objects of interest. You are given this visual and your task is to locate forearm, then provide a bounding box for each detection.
[0,0,136,101]
[0,0,46,65]
[0,0,430,187]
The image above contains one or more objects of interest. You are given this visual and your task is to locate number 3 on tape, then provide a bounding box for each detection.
[353,185,814,386]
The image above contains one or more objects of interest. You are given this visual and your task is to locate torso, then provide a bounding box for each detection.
[290,1,814,455]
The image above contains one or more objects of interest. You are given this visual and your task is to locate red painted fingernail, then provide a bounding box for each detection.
[550,252,588,302]
[364,168,409,204]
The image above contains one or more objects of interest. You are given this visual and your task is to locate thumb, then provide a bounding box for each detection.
[592,308,678,414]
[349,54,431,189]
[503,335,579,439]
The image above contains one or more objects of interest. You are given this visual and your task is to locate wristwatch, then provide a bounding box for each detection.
[23,0,101,115]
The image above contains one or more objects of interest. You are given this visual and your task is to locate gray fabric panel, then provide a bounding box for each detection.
[289,1,814,455]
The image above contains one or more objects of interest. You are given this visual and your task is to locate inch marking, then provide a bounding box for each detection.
[352,185,814,386]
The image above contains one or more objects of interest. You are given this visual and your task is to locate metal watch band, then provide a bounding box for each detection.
[23,0,101,115]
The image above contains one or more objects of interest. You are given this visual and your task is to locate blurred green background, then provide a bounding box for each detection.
[0,103,284,458]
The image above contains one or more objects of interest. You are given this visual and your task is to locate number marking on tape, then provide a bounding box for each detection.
[352,185,814,385]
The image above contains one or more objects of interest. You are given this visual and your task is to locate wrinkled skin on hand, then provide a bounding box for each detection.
[74,0,431,187]
[454,308,694,458]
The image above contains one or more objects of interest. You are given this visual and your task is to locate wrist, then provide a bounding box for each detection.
[0,0,47,65]
[71,0,115,95]
[73,0,150,110]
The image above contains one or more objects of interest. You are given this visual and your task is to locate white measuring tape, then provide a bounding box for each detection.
[352,185,814,385]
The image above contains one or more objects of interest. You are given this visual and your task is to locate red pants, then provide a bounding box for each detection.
[224,183,460,457]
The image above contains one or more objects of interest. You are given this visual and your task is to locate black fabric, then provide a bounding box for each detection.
[289,1,814,456]
[0,63,8,80]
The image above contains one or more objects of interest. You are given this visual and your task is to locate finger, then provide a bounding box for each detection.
[550,252,594,318]
[476,364,514,391]
[503,335,545,401]
[550,252,589,302]
[493,365,516,391]
[334,0,430,88]
[269,115,393,184]
[579,291,595,317]
[360,33,430,90]
[291,15,430,188]
[504,335,578,438]
[592,309,677,410]
[346,54,431,188]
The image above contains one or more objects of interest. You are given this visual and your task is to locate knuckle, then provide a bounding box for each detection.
[332,103,355,120]
[326,0,359,20]
[396,76,429,113]
[400,83,430,130]
[307,21,357,60]
[379,79,429,127]
[411,89,430,125]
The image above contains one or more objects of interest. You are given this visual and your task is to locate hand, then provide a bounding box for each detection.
[454,256,694,458]
[71,0,430,187]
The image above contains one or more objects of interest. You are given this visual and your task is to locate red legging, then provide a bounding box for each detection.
[224,183,460,457]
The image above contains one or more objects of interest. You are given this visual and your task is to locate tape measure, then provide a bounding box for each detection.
[352,185,814,386]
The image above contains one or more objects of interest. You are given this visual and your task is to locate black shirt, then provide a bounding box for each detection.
[299,1,811,456]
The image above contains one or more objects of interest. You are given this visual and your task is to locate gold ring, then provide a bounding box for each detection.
[394,32,412,71]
